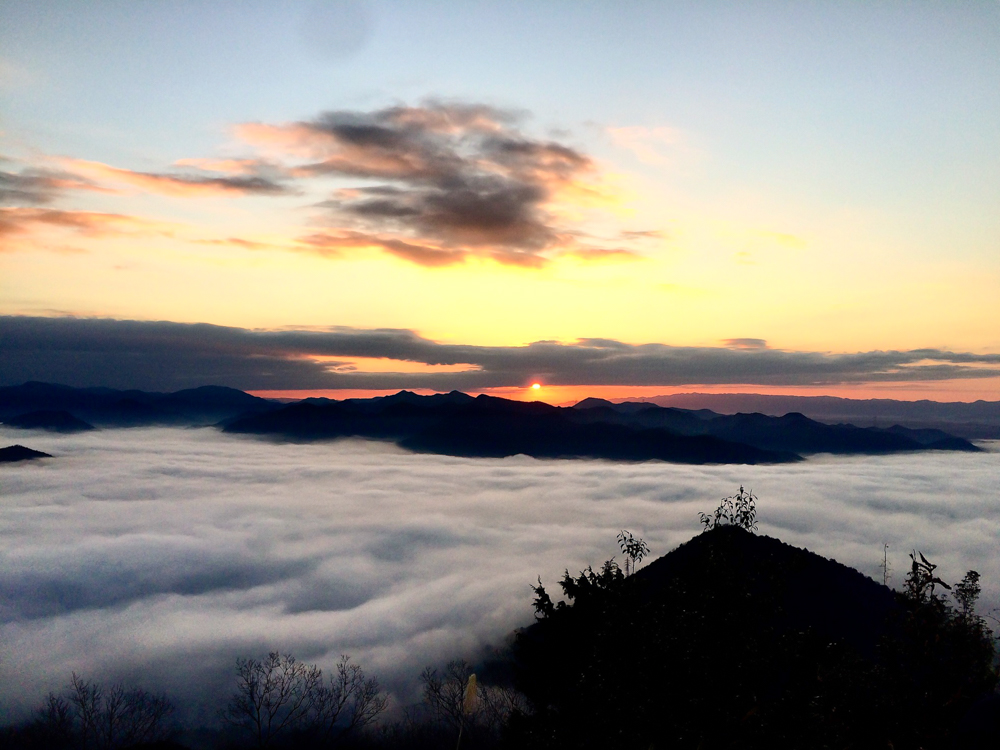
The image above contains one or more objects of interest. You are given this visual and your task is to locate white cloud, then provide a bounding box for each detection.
[1,426,998,724]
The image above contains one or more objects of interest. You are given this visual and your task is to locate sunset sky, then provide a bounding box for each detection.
[2,1,998,402]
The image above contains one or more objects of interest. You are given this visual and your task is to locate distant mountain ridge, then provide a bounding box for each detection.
[0,382,982,464]
[0,382,278,427]
[620,393,1000,439]
[223,391,799,464]
[573,397,979,453]
[225,389,979,463]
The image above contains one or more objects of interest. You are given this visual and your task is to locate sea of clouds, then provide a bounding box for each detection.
[1,426,998,725]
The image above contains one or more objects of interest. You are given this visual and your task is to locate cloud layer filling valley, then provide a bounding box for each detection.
[1,427,998,722]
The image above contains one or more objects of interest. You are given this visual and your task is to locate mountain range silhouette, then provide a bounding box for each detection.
[0,382,982,464]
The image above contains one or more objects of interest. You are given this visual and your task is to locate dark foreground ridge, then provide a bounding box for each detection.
[0,444,51,462]
[510,525,998,749]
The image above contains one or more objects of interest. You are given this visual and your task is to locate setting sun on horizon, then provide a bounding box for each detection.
[1,1,997,403]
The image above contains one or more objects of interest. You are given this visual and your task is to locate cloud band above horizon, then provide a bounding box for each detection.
[2,316,999,393]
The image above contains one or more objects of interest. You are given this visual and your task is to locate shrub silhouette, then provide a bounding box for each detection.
[223,652,386,749]
[616,530,649,576]
[698,484,758,532]
[11,673,174,750]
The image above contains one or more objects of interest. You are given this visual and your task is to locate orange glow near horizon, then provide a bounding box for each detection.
[249,376,1000,406]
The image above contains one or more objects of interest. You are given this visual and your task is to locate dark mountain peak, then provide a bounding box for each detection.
[382,389,422,402]
[573,398,667,415]
[4,410,94,433]
[161,385,267,406]
[390,389,474,405]
[0,444,52,462]
[473,393,557,413]
[779,411,812,422]
[573,397,616,409]
[639,525,896,648]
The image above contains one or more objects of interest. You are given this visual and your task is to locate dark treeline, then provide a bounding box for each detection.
[3,491,999,749]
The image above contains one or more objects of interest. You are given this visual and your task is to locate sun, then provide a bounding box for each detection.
[531,383,541,390]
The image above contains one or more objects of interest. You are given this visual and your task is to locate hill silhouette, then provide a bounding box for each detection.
[573,398,981,454]
[0,445,51,463]
[620,392,1000,440]
[224,391,798,464]
[225,390,979,463]
[509,525,997,749]
[0,382,279,427]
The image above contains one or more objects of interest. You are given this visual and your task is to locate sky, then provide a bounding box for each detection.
[1,1,999,402]
[2,427,998,724]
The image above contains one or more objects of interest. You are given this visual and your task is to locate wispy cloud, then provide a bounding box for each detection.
[62,159,290,197]
[296,230,469,267]
[2,316,999,392]
[558,247,643,263]
[0,208,163,243]
[4,103,649,268]
[1,161,106,206]
[723,338,769,350]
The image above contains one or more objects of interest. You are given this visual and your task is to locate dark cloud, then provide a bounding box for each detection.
[2,316,999,392]
[0,169,63,205]
[0,165,101,206]
[4,106,640,266]
[240,102,603,266]
[156,173,288,195]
